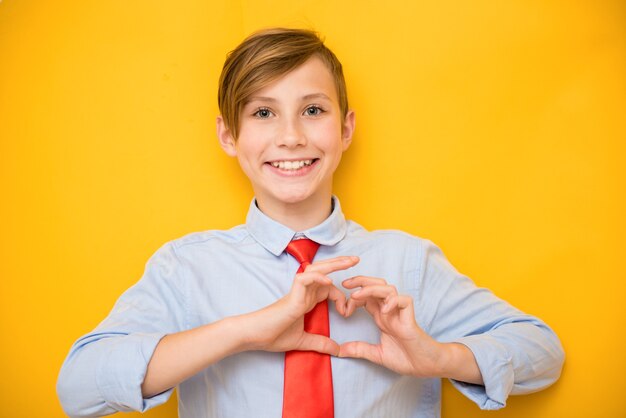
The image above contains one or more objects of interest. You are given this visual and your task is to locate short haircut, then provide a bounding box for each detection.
[218,27,349,139]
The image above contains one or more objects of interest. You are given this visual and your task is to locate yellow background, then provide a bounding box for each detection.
[1,1,624,417]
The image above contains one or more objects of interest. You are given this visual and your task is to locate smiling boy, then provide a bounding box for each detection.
[218,54,351,231]
[58,28,564,418]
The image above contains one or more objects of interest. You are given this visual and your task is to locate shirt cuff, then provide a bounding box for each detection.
[95,332,173,412]
[449,334,514,410]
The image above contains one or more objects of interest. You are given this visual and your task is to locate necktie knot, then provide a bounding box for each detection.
[285,239,320,267]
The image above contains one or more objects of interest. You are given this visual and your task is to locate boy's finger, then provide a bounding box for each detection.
[327,286,347,316]
[298,333,340,356]
[344,297,366,317]
[351,285,398,300]
[379,294,415,315]
[310,255,359,266]
[305,256,359,275]
[396,295,413,309]
[395,295,415,316]
[342,276,387,289]
[294,271,332,288]
[381,295,399,313]
[338,341,381,365]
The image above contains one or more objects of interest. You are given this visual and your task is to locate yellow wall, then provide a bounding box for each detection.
[1,1,624,417]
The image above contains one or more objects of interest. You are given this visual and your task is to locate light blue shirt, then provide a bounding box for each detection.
[57,197,564,418]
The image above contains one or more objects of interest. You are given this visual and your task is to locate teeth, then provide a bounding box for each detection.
[270,160,313,170]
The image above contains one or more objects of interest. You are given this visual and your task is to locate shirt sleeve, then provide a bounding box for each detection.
[57,242,188,417]
[414,240,565,410]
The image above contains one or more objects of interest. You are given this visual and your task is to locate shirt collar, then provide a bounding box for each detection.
[245,196,347,256]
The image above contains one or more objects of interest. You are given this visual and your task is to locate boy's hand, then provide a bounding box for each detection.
[241,256,358,356]
[338,276,482,384]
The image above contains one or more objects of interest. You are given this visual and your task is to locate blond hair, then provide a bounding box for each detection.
[218,28,349,139]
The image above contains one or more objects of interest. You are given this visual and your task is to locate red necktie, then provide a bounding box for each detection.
[282,239,334,418]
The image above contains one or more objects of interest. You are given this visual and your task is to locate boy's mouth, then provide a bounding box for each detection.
[266,159,318,171]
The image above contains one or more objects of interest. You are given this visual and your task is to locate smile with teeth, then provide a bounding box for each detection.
[269,159,315,170]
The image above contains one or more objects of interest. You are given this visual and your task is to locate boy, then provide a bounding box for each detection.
[57,28,564,418]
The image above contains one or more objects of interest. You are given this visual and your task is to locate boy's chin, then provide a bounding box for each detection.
[260,188,322,207]
[271,192,313,205]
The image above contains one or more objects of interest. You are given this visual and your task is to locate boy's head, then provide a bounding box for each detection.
[218,27,349,140]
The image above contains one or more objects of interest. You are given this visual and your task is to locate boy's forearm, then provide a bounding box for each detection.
[142,258,352,398]
[141,315,249,398]
[141,300,299,398]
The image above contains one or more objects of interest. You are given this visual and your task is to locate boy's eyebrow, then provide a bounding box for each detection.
[246,96,278,104]
[301,93,331,101]
[246,93,332,104]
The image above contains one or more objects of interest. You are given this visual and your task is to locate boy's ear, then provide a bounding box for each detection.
[341,110,356,151]
[216,116,237,157]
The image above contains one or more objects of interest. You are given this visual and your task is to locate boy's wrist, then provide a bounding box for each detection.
[437,342,484,385]
[228,301,284,352]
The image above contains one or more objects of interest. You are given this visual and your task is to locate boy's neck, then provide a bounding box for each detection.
[255,192,334,232]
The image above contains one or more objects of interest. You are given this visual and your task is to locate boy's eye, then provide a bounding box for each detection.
[304,106,324,116]
[253,107,273,118]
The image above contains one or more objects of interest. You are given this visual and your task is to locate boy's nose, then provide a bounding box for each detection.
[276,118,306,148]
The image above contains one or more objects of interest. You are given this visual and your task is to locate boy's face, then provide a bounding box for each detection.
[218,56,355,215]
